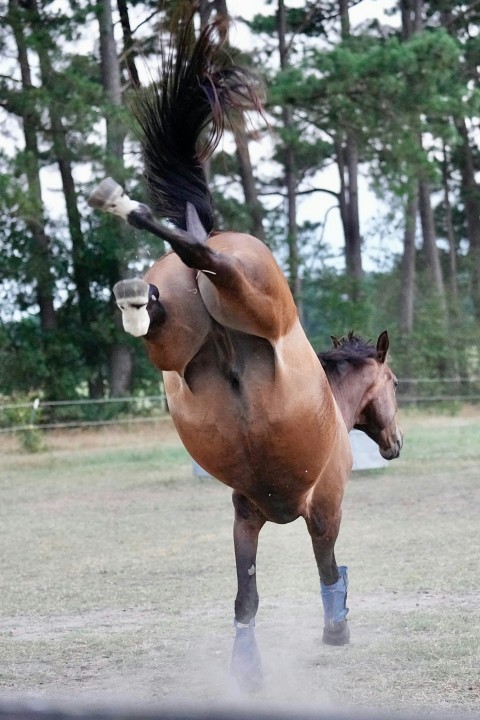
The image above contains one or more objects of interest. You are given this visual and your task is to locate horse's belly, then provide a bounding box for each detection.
[164,369,344,522]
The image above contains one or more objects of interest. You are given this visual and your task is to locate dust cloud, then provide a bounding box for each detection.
[160,608,342,713]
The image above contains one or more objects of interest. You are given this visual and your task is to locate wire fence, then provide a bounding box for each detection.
[1,378,480,435]
[395,376,480,404]
[0,395,168,434]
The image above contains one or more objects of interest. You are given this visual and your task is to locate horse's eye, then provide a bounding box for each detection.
[393,378,399,388]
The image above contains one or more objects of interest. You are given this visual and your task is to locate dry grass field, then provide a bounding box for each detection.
[0,410,479,715]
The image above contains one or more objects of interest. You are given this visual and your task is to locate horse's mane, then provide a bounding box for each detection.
[131,11,263,234]
[318,332,378,374]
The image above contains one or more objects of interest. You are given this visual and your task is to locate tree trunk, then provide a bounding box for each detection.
[117,0,140,89]
[339,0,350,35]
[455,118,480,319]
[441,147,469,384]
[235,123,266,241]
[22,0,105,397]
[403,2,447,324]
[336,0,363,297]
[440,9,480,321]
[345,132,362,281]
[278,0,301,313]
[418,178,447,305]
[401,0,423,37]
[99,0,124,164]
[413,0,423,31]
[196,0,229,26]
[197,0,212,26]
[98,0,133,397]
[336,132,363,297]
[108,344,133,398]
[441,148,458,306]
[197,1,265,242]
[399,188,417,336]
[8,0,57,333]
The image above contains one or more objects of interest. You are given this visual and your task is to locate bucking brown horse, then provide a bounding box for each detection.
[89,15,403,691]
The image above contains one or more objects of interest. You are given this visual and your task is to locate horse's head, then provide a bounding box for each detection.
[352,331,403,459]
[320,331,403,460]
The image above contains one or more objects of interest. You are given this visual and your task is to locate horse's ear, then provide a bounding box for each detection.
[330,335,341,348]
[376,330,389,363]
[186,202,208,244]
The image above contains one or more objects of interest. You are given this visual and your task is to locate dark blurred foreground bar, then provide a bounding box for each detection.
[0,701,477,720]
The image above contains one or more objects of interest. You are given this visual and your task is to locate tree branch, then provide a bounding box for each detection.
[260,187,339,200]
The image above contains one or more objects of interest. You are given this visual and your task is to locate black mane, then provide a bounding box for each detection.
[318,332,378,374]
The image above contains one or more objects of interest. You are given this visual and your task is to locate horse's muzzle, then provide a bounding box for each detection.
[380,427,403,460]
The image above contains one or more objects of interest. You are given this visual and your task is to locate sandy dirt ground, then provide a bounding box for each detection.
[1,412,480,715]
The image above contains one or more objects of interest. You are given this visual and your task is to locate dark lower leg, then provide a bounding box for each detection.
[306,514,350,646]
[232,492,265,624]
[317,559,350,645]
[230,492,265,692]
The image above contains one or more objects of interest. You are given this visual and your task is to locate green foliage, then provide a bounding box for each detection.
[0,394,41,431]
[250,3,332,38]
[275,29,465,194]
[19,427,44,453]
[303,270,380,351]
[272,133,333,177]
[0,318,85,400]
[212,191,253,233]
[303,257,480,405]
[0,1,479,410]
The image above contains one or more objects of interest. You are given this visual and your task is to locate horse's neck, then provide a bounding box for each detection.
[326,367,365,431]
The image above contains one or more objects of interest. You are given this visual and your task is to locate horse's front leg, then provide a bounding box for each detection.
[230,491,266,692]
[304,508,350,646]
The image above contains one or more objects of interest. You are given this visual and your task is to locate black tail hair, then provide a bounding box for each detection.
[132,12,263,235]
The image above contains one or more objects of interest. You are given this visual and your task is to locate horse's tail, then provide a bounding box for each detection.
[132,14,263,235]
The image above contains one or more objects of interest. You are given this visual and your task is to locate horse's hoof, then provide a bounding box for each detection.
[233,669,263,695]
[322,620,350,646]
[88,177,123,210]
[231,627,263,694]
[113,278,149,302]
[113,279,151,337]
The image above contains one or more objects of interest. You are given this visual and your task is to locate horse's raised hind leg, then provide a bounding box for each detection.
[89,181,297,342]
[230,491,266,693]
[304,511,350,647]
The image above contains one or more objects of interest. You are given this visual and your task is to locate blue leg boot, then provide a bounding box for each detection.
[321,566,350,646]
[230,619,263,693]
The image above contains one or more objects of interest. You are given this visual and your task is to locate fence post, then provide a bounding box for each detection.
[30,397,40,427]
[22,397,43,452]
